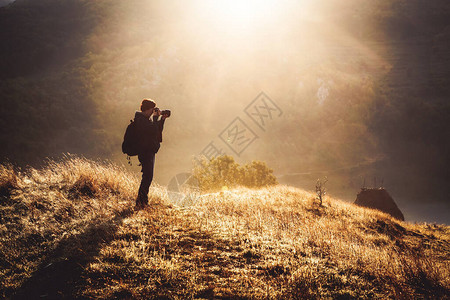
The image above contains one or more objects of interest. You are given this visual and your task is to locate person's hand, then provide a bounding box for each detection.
[153,108,161,117]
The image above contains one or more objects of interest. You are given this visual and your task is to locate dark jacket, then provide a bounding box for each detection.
[134,111,165,154]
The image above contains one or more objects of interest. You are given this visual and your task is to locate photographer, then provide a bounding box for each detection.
[134,99,170,209]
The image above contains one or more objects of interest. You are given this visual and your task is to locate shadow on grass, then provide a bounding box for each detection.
[12,208,134,300]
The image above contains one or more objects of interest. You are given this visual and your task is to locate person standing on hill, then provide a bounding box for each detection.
[134,99,169,209]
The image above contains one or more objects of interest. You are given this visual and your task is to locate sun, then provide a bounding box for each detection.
[194,0,279,35]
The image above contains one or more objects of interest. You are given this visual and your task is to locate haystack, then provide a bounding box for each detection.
[354,188,404,221]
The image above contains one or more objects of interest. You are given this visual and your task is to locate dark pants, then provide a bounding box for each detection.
[137,152,155,206]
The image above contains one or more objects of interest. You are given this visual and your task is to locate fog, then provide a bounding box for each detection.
[61,0,450,224]
[99,1,385,173]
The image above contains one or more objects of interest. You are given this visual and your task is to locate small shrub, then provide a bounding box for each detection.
[240,160,278,188]
[193,155,277,192]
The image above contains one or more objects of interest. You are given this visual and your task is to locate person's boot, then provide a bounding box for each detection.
[135,196,143,210]
[135,193,148,210]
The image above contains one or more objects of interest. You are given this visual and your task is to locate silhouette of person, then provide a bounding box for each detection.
[134,99,169,209]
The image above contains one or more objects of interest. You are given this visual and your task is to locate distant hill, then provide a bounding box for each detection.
[1,157,449,298]
[0,0,103,165]
[0,0,95,79]
[0,0,14,8]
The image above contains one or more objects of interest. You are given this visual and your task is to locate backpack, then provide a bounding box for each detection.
[122,120,139,157]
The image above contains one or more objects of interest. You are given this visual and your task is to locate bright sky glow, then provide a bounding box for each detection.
[195,0,280,35]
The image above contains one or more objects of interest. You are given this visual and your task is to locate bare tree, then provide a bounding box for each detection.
[315,177,328,207]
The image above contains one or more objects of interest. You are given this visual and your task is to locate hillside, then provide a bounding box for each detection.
[1,157,449,299]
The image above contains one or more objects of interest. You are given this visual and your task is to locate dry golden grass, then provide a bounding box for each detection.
[0,157,449,299]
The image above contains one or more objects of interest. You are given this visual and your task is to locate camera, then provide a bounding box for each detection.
[154,107,171,117]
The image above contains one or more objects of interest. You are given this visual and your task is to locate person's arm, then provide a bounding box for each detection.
[152,109,168,142]
[150,114,164,142]
[156,118,165,142]
[157,117,165,131]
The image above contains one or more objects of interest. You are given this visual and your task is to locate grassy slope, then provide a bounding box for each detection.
[0,157,449,299]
